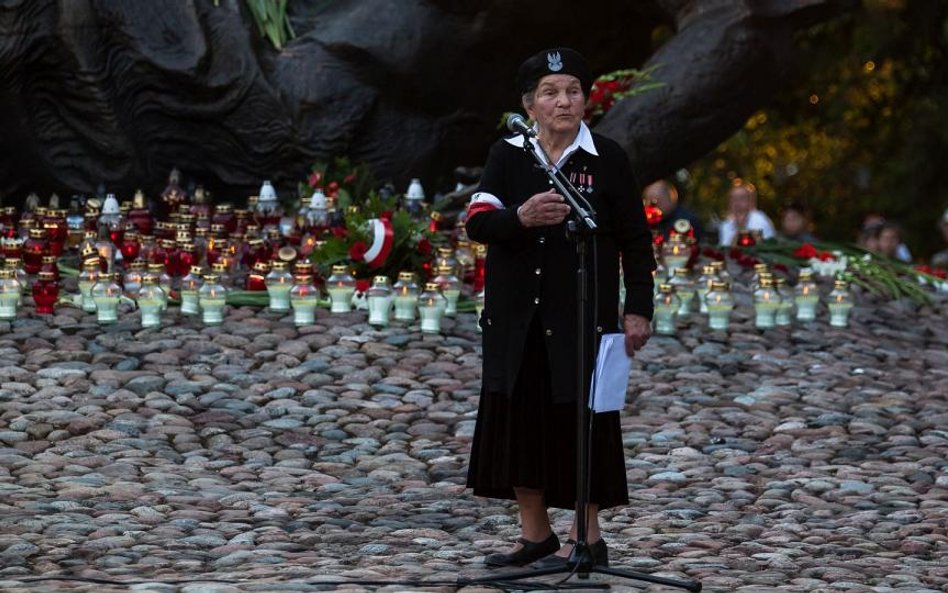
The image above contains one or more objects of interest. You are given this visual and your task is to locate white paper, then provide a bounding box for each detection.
[588,333,631,413]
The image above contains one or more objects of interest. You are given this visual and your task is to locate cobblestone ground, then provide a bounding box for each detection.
[0,292,946,593]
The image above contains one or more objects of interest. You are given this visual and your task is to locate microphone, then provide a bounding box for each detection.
[506,113,536,138]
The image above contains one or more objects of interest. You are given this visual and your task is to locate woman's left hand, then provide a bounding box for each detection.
[623,314,651,356]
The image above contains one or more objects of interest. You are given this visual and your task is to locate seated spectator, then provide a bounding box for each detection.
[642,180,704,242]
[932,209,948,269]
[717,179,775,246]
[873,221,912,263]
[779,201,818,243]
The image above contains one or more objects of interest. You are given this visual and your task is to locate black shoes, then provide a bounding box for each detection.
[484,532,560,567]
[529,538,609,569]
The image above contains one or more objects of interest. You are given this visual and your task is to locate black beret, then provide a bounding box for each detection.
[516,47,593,97]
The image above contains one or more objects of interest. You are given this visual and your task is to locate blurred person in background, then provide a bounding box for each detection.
[778,201,818,243]
[873,220,912,263]
[717,179,775,246]
[642,180,704,243]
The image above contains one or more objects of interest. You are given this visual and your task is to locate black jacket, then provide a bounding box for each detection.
[466,130,655,403]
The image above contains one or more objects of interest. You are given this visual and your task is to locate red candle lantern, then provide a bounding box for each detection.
[32,270,59,314]
[121,230,141,262]
[23,228,49,274]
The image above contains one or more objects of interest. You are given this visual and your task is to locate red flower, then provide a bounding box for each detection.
[702,247,725,261]
[331,227,348,238]
[774,263,789,274]
[793,243,818,259]
[344,172,358,185]
[328,181,339,193]
[308,171,322,189]
[417,238,432,255]
[355,279,370,293]
[348,241,368,261]
[816,251,835,262]
[380,210,393,221]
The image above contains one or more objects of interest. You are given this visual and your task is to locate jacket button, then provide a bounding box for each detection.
[534,297,540,304]
[487,319,492,326]
[535,268,541,275]
[596,326,603,333]
[538,237,546,244]
[545,329,553,336]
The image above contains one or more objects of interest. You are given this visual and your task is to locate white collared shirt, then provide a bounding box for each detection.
[504,121,599,171]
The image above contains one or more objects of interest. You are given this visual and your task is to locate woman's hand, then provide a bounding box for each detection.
[623,314,651,356]
[516,191,571,227]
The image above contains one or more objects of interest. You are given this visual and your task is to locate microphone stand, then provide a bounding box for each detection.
[464,132,701,592]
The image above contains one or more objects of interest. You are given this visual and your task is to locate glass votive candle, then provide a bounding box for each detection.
[326,264,356,313]
[366,275,394,327]
[91,273,122,324]
[696,265,718,314]
[32,270,59,315]
[418,282,446,333]
[775,277,794,327]
[653,284,680,335]
[289,274,318,326]
[78,258,101,313]
[433,264,461,316]
[137,275,165,328]
[704,280,734,331]
[753,275,781,329]
[794,269,819,322]
[392,271,419,322]
[198,273,227,325]
[668,267,695,317]
[0,269,21,320]
[180,266,204,315]
[828,279,853,328]
[265,261,293,312]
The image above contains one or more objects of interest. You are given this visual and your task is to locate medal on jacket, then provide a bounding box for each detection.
[569,169,594,194]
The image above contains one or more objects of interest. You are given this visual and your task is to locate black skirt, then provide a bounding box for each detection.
[466,319,629,510]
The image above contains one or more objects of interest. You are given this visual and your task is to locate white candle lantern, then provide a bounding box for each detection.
[366,275,394,327]
[289,274,318,326]
[828,279,854,328]
[138,275,165,328]
[392,271,419,322]
[775,277,794,327]
[668,267,695,317]
[0,269,21,320]
[326,264,356,313]
[794,269,819,322]
[265,261,293,312]
[696,265,718,314]
[78,258,101,313]
[91,273,122,324]
[704,280,734,331]
[653,284,680,335]
[433,264,461,316]
[123,261,146,299]
[198,273,227,325]
[753,275,781,329]
[418,282,446,333]
[180,266,204,315]
[148,263,172,311]
[661,236,689,277]
[404,178,425,216]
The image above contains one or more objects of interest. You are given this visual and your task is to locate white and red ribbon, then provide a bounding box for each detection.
[363,218,395,268]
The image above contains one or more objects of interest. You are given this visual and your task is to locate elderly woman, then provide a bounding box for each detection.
[465,48,655,569]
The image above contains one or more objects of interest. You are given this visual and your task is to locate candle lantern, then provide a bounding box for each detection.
[750,263,770,291]
[198,273,227,325]
[828,279,854,328]
[120,230,141,262]
[212,204,236,234]
[794,269,820,322]
[18,217,36,240]
[404,178,425,217]
[23,228,48,274]
[696,265,718,314]
[180,266,204,315]
[91,272,122,324]
[44,209,68,256]
[1,236,23,260]
[661,235,689,277]
[473,243,487,293]
[433,264,461,316]
[326,264,356,313]
[95,232,116,272]
[78,258,101,313]
[40,255,59,282]
[0,269,21,320]
[138,275,165,328]
[257,180,280,226]
[128,189,154,235]
[146,263,172,308]
[753,275,781,329]
[709,259,730,282]
[775,277,794,327]
[653,284,680,335]
[5,259,26,306]
[704,280,734,331]
[289,274,318,326]
[123,261,146,298]
[435,247,460,278]
[246,261,270,291]
[265,261,293,311]
[32,270,59,314]
[366,275,394,327]
[392,271,420,322]
[177,242,198,277]
[99,194,125,249]
[668,267,695,317]
[418,282,446,333]
[737,230,756,247]
[455,240,476,282]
